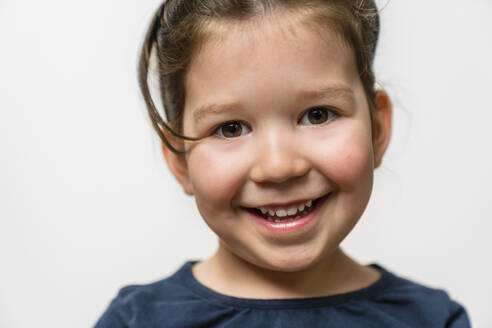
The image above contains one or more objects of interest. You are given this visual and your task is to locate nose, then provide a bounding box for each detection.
[249,129,310,184]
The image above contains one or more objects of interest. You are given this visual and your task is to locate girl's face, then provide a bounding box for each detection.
[168,16,389,272]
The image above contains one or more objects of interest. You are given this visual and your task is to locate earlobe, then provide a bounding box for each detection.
[372,90,392,168]
[161,142,194,195]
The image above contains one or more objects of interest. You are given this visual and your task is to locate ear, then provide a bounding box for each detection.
[161,141,194,195]
[371,90,392,168]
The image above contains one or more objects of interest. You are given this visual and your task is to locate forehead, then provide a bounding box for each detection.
[183,13,362,123]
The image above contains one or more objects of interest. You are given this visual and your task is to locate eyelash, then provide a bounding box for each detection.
[298,106,338,125]
[212,121,251,139]
[211,107,339,139]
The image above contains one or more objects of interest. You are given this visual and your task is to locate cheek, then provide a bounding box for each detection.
[317,123,374,192]
[186,144,249,216]
[313,123,375,229]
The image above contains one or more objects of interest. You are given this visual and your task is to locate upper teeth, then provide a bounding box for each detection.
[258,199,314,217]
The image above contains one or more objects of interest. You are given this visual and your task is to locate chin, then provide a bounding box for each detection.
[252,247,327,273]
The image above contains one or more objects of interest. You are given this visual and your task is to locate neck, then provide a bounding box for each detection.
[192,243,378,299]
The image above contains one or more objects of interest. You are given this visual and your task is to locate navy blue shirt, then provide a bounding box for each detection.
[95,261,470,327]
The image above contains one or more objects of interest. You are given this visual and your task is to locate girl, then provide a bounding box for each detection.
[96,0,470,327]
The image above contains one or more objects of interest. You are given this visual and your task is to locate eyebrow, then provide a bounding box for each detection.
[192,102,243,123]
[192,85,355,123]
[296,85,355,103]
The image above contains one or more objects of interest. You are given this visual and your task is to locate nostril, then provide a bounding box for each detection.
[250,156,310,184]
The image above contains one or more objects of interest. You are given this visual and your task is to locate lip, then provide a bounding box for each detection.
[245,193,330,233]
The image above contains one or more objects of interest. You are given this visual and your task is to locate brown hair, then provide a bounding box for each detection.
[138,0,380,153]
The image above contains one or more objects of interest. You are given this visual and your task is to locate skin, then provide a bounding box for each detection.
[162,13,392,299]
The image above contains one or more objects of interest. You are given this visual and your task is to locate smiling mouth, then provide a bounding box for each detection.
[246,196,327,223]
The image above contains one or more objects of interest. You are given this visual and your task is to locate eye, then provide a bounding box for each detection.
[214,121,251,138]
[299,107,337,125]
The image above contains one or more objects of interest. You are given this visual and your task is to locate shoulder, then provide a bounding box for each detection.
[364,264,470,328]
[94,262,205,328]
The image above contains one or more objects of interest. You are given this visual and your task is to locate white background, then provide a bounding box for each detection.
[1,0,491,327]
